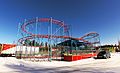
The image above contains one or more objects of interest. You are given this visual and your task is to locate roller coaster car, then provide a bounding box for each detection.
[97,50,111,59]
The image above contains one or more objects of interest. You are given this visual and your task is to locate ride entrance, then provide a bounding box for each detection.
[16,18,100,61]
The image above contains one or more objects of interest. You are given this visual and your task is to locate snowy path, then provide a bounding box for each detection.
[0,53,120,73]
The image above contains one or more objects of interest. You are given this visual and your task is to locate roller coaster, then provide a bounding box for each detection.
[16,18,100,61]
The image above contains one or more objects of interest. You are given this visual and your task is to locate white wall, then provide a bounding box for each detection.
[1,46,39,54]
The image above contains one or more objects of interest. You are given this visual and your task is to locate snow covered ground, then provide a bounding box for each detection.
[0,53,120,73]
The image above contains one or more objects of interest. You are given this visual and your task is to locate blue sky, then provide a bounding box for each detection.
[0,0,120,45]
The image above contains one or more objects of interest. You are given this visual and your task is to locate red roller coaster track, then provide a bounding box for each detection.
[18,18,100,44]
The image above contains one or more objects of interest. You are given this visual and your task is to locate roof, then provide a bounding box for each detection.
[57,39,86,47]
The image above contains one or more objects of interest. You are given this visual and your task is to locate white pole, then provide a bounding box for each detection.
[48,26,50,61]
[24,19,27,59]
[16,22,21,58]
[34,17,38,61]
[50,17,52,62]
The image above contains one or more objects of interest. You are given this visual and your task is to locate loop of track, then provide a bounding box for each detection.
[18,18,100,44]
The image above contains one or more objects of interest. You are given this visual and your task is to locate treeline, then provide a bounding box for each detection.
[100,44,118,48]
[23,39,56,47]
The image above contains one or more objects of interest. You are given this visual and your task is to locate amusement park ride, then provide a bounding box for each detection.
[0,18,101,61]
[15,18,100,61]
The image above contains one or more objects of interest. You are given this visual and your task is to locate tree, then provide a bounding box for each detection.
[40,42,44,46]
[45,42,48,47]
[0,44,2,54]
[24,39,31,46]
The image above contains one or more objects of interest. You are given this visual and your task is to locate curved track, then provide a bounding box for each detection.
[18,18,100,44]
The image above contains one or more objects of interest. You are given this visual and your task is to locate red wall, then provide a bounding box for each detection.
[64,53,97,61]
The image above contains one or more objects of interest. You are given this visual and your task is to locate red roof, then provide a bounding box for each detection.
[2,44,16,51]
